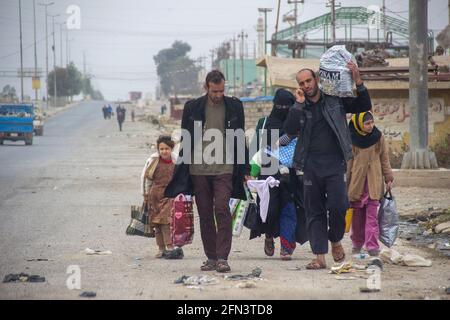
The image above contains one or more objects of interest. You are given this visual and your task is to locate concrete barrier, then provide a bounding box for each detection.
[392,168,450,189]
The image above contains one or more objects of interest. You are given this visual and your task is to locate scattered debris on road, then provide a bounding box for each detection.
[26,258,51,262]
[287,266,302,271]
[84,248,112,255]
[367,258,384,271]
[3,273,45,283]
[380,248,432,267]
[236,281,257,289]
[353,264,367,270]
[334,276,358,280]
[330,262,355,274]
[174,275,219,287]
[224,267,262,281]
[79,291,97,298]
[359,287,380,293]
[352,253,370,260]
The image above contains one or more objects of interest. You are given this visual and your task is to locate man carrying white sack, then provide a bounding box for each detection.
[281,49,372,270]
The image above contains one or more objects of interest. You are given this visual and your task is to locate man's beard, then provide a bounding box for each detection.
[306,87,319,98]
[209,95,222,104]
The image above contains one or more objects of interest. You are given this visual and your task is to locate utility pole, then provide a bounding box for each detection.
[59,23,63,67]
[401,0,438,169]
[288,1,304,57]
[38,2,54,109]
[33,0,38,101]
[326,0,340,44]
[331,0,336,44]
[49,13,60,107]
[382,0,387,40]
[65,28,69,67]
[68,38,73,66]
[238,30,248,97]
[210,48,215,70]
[19,0,24,102]
[258,8,272,95]
[83,51,86,77]
[273,0,281,56]
[294,1,298,41]
[245,41,249,59]
[232,36,236,96]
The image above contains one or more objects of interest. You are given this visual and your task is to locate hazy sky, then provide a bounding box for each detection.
[0,0,448,101]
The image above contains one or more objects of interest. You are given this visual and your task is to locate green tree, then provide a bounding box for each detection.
[81,76,104,100]
[66,63,83,99]
[47,63,83,99]
[91,90,104,101]
[1,85,17,102]
[213,41,231,68]
[154,41,200,96]
[81,76,94,97]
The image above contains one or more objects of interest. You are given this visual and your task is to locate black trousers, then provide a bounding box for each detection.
[303,160,349,255]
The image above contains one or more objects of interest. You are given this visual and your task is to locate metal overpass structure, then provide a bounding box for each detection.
[270,6,434,58]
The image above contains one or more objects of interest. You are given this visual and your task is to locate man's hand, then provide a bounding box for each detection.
[295,88,305,103]
[347,61,363,86]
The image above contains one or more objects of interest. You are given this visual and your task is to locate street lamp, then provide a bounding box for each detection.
[58,22,64,67]
[48,13,60,107]
[238,30,248,97]
[38,1,54,109]
[19,0,24,102]
[258,8,272,95]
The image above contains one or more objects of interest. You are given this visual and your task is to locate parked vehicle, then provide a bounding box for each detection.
[0,103,34,145]
[33,112,44,136]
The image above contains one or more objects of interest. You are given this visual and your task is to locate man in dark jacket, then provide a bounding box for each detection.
[165,70,250,273]
[282,61,371,270]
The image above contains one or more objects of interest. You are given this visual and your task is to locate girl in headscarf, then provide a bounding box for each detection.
[347,111,394,256]
[141,135,182,259]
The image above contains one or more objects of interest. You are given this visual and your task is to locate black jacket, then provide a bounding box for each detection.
[284,84,372,171]
[164,94,250,200]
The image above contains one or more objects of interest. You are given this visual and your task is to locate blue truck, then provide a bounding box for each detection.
[0,103,34,145]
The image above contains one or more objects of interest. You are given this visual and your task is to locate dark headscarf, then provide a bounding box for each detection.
[349,111,382,149]
[262,88,296,148]
[265,88,296,131]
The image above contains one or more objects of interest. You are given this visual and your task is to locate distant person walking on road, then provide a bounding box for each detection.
[102,105,107,119]
[117,106,125,131]
[131,110,135,122]
[107,105,113,119]
[141,135,182,259]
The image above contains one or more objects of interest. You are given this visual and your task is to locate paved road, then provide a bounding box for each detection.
[0,101,448,300]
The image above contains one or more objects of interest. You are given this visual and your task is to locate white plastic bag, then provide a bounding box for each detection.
[231,187,252,237]
[319,45,356,97]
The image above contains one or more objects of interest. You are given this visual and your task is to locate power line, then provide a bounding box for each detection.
[0,34,49,60]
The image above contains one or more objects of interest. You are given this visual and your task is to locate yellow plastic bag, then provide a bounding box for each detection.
[345,208,353,233]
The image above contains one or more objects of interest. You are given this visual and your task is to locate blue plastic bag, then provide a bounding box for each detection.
[267,138,297,168]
